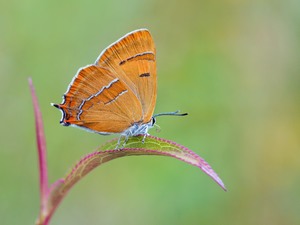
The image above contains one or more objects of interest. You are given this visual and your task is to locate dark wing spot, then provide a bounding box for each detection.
[119,52,155,65]
[139,73,150,77]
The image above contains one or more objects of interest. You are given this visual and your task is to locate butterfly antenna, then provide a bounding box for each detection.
[153,110,188,118]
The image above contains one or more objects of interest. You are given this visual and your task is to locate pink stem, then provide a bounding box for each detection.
[28,78,49,219]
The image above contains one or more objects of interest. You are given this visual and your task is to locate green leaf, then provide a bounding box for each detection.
[43,135,226,223]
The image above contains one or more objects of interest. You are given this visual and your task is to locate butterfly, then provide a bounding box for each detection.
[52,29,187,147]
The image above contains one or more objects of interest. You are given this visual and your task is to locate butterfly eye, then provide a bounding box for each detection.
[151,117,156,126]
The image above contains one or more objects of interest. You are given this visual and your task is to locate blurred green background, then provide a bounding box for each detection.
[1,0,299,224]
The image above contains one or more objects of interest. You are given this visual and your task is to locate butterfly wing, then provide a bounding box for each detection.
[96,29,157,124]
[54,65,143,134]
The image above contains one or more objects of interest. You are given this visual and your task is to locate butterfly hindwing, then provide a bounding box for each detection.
[55,65,143,134]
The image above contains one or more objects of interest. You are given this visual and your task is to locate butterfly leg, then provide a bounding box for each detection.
[115,135,130,150]
[142,133,149,143]
[121,135,130,148]
[115,136,124,150]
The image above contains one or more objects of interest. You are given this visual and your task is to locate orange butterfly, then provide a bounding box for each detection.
[53,29,187,147]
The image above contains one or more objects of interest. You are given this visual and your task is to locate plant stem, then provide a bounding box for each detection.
[29,78,49,224]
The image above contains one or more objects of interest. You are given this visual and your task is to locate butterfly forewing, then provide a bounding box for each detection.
[96,29,157,123]
[55,65,143,134]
